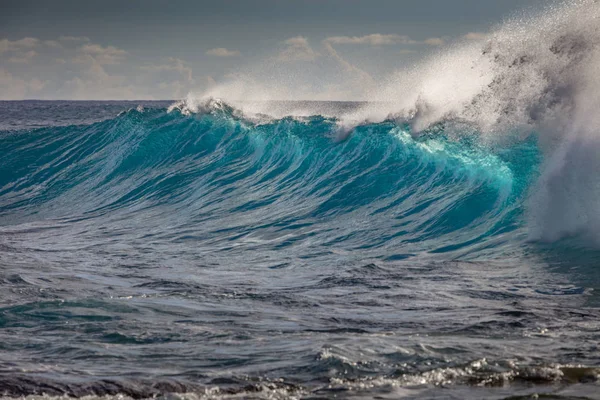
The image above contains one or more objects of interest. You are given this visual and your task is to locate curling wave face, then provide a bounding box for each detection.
[0,103,538,260]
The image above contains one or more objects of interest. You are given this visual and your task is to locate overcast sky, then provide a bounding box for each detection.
[1,0,550,100]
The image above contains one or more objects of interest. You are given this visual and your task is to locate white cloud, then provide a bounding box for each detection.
[0,69,27,99]
[62,57,136,100]
[203,75,217,88]
[325,33,445,47]
[0,37,59,63]
[0,36,208,99]
[8,50,37,63]
[27,78,47,92]
[79,44,128,64]
[0,29,469,100]
[141,57,197,98]
[0,68,46,99]
[0,37,40,53]
[44,40,62,48]
[325,34,416,46]
[322,42,375,89]
[12,37,39,48]
[59,36,90,43]
[206,48,241,57]
[141,57,194,82]
[423,37,445,46]
[64,76,136,100]
[276,36,319,62]
[463,32,487,40]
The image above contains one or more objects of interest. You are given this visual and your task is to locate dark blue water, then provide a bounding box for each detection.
[0,100,599,400]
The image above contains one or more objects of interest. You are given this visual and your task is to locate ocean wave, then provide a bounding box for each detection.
[0,104,539,260]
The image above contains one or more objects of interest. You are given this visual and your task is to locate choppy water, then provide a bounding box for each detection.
[0,99,599,400]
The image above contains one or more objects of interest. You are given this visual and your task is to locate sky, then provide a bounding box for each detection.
[1,0,550,100]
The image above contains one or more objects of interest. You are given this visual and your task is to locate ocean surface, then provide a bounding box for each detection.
[0,98,600,400]
[4,4,600,397]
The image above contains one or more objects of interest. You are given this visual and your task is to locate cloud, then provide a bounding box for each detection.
[324,33,446,47]
[322,42,375,89]
[0,37,40,53]
[463,32,487,40]
[59,36,91,43]
[27,78,47,92]
[0,69,27,99]
[141,57,194,82]
[325,34,416,46]
[423,37,445,46]
[64,76,136,100]
[8,50,37,63]
[0,38,40,63]
[276,36,319,62]
[12,37,39,48]
[44,40,62,48]
[0,68,46,99]
[0,36,210,99]
[206,47,241,57]
[0,29,464,100]
[79,43,128,64]
[141,57,197,98]
[63,57,136,100]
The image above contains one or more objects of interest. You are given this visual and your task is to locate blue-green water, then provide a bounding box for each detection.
[0,100,599,399]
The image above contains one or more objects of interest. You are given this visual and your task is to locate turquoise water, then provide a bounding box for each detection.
[0,100,599,399]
